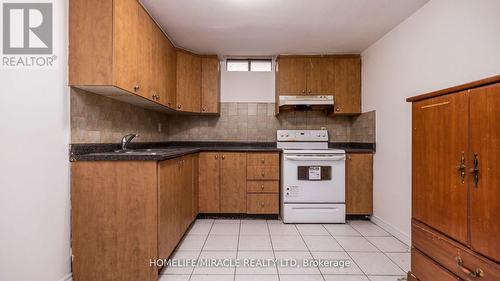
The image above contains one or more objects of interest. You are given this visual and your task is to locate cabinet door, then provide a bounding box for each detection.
[158,159,181,260]
[333,58,361,114]
[220,153,247,213]
[176,51,201,112]
[181,155,194,232]
[198,152,220,213]
[307,58,335,94]
[114,0,140,94]
[412,92,469,244]
[411,248,461,281]
[151,23,163,103]
[165,39,177,108]
[136,5,155,100]
[469,83,500,262]
[192,154,199,220]
[277,57,308,95]
[201,57,220,113]
[155,26,167,106]
[346,153,373,215]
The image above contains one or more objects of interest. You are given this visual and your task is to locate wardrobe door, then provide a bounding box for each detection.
[469,83,500,263]
[412,92,469,244]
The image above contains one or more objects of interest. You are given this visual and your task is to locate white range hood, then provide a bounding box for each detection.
[279,95,334,107]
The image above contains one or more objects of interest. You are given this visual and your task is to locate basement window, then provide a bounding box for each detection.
[226,59,272,72]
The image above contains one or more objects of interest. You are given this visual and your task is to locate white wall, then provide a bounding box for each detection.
[221,60,275,102]
[0,1,71,281]
[362,0,500,244]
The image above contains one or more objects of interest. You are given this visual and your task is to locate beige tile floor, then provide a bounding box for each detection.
[159,219,409,281]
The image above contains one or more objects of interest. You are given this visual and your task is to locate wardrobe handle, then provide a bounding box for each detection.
[455,152,466,184]
[469,154,479,187]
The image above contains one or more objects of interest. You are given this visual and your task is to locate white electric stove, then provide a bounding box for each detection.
[278,130,346,223]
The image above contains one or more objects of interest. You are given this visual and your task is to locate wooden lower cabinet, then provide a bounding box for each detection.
[346,153,373,215]
[198,152,221,213]
[220,153,247,213]
[198,152,280,215]
[72,156,197,281]
[247,194,279,214]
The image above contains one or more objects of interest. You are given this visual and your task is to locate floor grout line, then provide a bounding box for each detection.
[188,219,215,281]
[294,224,326,281]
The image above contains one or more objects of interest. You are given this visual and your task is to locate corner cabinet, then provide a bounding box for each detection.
[176,52,220,114]
[275,55,361,115]
[408,77,500,280]
[69,0,219,114]
[72,156,198,281]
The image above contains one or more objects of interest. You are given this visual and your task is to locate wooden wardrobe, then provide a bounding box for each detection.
[407,76,500,281]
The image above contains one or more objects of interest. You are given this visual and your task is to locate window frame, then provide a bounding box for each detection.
[226,58,272,72]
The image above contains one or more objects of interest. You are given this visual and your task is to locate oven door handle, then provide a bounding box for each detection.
[284,155,346,161]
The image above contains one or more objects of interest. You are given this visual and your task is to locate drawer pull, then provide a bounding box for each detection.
[455,256,484,278]
[469,154,480,187]
[260,202,265,207]
[261,159,265,164]
[456,151,466,184]
[261,185,265,190]
[261,172,265,177]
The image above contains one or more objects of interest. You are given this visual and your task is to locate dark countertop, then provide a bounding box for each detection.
[70,141,375,161]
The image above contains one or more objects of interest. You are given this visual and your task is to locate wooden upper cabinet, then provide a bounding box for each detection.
[220,153,247,213]
[201,57,220,114]
[276,55,361,115]
[307,58,335,94]
[333,58,361,115]
[165,40,177,108]
[412,92,469,244]
[277,57,308,95]
[176,50,201,112]
[346,153,373,215]
[113,0,141,94]
[198,152,221,213]
[69,0,177,110]
[469,83,500,263]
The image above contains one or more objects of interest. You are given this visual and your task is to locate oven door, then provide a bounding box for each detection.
[282,153,345,203]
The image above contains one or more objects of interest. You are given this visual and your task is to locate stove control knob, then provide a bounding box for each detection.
[286,192,290,196]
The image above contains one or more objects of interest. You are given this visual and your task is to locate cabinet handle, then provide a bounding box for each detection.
[215,155,218,160]
[156,95,160,100]
[261,185,265,190]
[134,84,141,92]
[456,152,466,184]
[202,106,206,112]
[469,154,479,187]
[308,90,312,94]
[302,90,306,94]
[336,106,342,112]
[260,202,265,207]
[261,172,265,177]
[261,159,265,164]
[222,155,225,160]
[177,105,182,109]
[152,94,156,100]
[456,256,484,278]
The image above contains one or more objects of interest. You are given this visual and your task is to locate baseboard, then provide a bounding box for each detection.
[371,215,410,246]
[58,273,72,281]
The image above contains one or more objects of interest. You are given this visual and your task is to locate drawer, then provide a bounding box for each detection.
[247,180,279,193]
[247,165,279,180]
[247,153,279,166]
[247,194,279,214]
[411,248,460,281]
[412,220,500,281]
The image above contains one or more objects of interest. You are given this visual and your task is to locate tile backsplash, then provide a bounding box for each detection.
[71,88,170,143]
[71,90,375,144]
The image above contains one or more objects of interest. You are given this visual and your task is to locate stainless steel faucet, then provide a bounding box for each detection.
[121,134,138,150]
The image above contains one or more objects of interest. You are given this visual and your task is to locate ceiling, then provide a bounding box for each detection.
[141,0,428,56]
